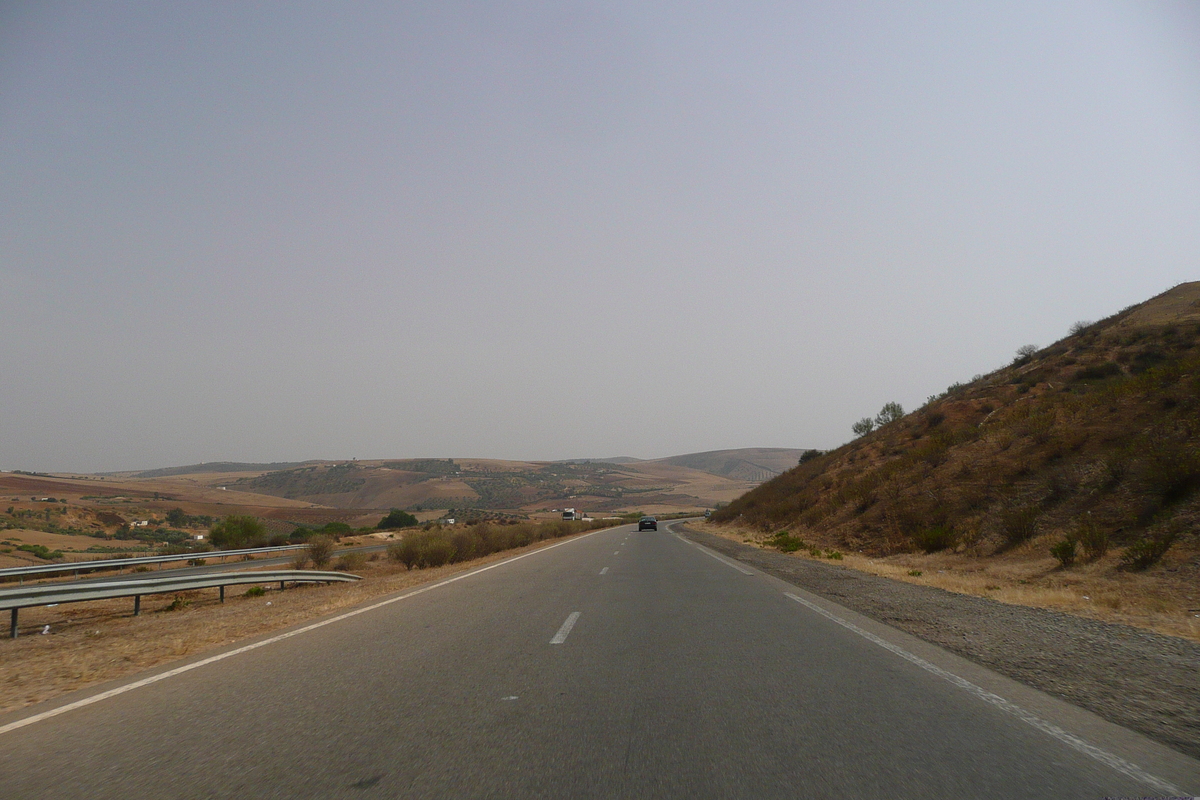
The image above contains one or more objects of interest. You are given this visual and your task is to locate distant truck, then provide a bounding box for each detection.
[561,508,576,521]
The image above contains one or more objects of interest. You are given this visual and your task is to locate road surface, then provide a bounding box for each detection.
[0,520,1195,798]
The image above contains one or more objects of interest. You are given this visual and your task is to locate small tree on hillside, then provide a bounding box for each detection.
[797,449,824,465]
[874,402,904,427]
[851,418,875,437]
[1013,344,1039,365]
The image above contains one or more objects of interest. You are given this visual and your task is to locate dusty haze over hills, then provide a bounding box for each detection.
[2,3,1198,472]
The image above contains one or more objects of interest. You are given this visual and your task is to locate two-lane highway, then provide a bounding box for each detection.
[0,521,1195,798]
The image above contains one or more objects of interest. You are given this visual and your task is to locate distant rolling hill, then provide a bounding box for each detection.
[209,449,809,514]
[648,448,809,482]
[85,449,809,516]
[125,461,317,478]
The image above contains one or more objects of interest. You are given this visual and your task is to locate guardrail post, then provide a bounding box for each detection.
[134,595,141,616]
[279,580,285,591]
[10,608,16,639]
[219,585,225,603]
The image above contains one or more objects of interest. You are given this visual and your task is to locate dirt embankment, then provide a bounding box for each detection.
[680,524,1200,761]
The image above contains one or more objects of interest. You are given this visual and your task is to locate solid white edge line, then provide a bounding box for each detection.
[549,611,581,645]
[782,592,1181,795]
[0,526,622,737]
[692,543,754,575]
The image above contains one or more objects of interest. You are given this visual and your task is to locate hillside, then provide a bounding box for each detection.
[227,455,767,513]
[650,448,806,482]
[714,283,1200,568]
[127,461,314,478]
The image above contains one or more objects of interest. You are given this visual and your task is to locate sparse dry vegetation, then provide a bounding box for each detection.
[387,518,622,570]
[306,535,335,568]
[711,282,1200,639]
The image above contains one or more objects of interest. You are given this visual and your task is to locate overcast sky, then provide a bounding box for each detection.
[2,2,1199,473]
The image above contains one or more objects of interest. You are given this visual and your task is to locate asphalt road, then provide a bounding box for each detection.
[0,521,1195,798]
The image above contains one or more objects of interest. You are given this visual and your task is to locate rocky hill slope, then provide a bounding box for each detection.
[714,283,1200,567]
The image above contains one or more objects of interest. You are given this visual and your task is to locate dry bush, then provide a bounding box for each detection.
[307,535,335,569]
[1049,537,1077,568]
[913,525,958,553]
[1121,530,1178,571]
[335,551,366,571]
[1076,517,1108,560]
[998,505,1040,549]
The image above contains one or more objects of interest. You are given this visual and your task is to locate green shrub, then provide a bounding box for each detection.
[1120,531,1177,571]
[16,544,63,561]
[912,525,957,553]
[824,550,843,560]
[318,522,352,539]
[244,586,265,597]
[907,569,922,577]
[377,509,419,530]
[209,515,267,549]
[769,532,806,553]
[1049,538,1076,568]
[288,526,314,543]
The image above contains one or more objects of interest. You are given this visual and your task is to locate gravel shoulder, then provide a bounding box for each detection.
[679,524,1200,761]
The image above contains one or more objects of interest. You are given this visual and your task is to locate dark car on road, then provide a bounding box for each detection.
[638,516,657,531]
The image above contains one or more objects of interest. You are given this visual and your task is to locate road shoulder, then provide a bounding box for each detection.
[677,523,1200,763]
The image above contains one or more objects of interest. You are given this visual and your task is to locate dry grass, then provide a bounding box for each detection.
[0,532,593,716]
[0,528,110,553]
[695,521,1200,643]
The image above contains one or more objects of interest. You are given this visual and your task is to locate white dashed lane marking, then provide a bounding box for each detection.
[550,612,582,645]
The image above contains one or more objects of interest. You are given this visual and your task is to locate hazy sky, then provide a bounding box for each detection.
[2,2,1199,473]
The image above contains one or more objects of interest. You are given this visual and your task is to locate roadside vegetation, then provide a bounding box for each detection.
[387,518,622,570]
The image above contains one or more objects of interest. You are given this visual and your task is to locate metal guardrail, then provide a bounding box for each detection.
[1,569,361,639]
[0,543,312,583]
